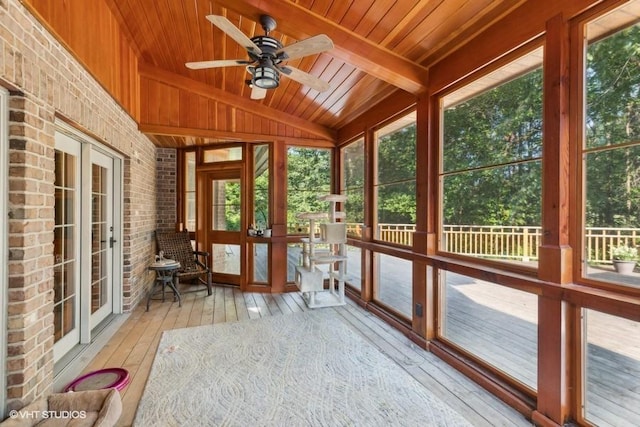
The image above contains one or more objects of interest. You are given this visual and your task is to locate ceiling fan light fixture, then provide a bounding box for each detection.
[253,64,279,89]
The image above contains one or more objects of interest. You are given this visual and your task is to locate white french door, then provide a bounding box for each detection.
[53,134,82,361]
[87,150,114,327]
[1,86,9,418]
[53,128,122,362]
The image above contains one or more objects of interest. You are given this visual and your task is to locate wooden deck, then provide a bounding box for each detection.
[252,246,640,426]
[441,273,640,427]
[75,288,531,427]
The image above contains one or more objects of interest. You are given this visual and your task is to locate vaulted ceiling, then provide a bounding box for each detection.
[27,0,526,147]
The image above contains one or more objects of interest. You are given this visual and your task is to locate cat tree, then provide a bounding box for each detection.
[295,194,348,308]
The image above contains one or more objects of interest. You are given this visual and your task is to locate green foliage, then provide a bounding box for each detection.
[378,182,416,223]
[585,146,640,227]
[586,25,640,149]
[254,171,269,227]
[287,147,331,227]
[253,144,270,228]
[282,25,640,235]
[585,25,640,228]
[345,188,365,224]
[443,70,543,173]
[378,124,416,183]
[610,244,638,261]
[442,69,543,226]
[343,140,365,224]
[223,180,241,231]
[377,123,417,224]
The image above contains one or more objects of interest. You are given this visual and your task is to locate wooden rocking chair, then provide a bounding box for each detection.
[155,230,212,296]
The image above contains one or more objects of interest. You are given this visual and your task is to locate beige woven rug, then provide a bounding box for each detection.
[134,309,472,426]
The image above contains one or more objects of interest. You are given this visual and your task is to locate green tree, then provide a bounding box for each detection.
[223,180,241,231]
[442,69,543,226]
[253,144,270,228]
[287,147,331,228]
[342,139,365,225]
[377,123,417,224]
[585,25,640,228]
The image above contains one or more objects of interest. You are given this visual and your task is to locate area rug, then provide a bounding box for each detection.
[133,309,471,426]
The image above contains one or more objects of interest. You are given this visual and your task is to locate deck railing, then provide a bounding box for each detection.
[585,227,640,263]
[379,224,415,246]
[337,223,639,264]
[443,225,541,261]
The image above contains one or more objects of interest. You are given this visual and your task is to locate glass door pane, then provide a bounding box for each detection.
[89,150,113,327]
[202,169,243,286]
[184,151,196,231]
[252,243,268,283]
[212,243,241,275]
[212,178,241,231]
[91,164,108,314]
[250,144,270,285]
[53,142,80,361]
[210,178,241,275]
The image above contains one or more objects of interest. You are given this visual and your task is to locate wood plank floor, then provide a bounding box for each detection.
[81,287,532,427]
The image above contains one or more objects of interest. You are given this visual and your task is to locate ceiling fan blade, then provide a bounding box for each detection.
[185,59,252,70]
[279,66,330,93]
[276,34,333,61]
[206,15,262,55]
[250,86,267,100]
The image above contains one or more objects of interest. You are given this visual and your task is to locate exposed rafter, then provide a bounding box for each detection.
[140,124,335,147]
[139,62,337,142]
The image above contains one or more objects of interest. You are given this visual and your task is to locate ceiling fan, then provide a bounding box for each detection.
[186,14,333,100]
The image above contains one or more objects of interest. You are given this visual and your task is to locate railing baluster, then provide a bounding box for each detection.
[329,223,638,264]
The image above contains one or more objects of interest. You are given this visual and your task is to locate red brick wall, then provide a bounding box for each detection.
[7,92,57,411]
[156,148,177,233]
[1,0,162,410]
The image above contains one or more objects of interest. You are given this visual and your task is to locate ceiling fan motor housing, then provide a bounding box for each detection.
[248,35,284,89]
[248,36,283,62]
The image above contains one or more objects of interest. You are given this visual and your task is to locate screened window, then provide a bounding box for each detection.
[582,2,640,287]
[203,146,242,162]
[287,147,331,234]
[375,252,412,318]
[341,138,365,238]
[440,272,538,390]
[441,48,544,266]
[345,245,362,291]
[374,112,416,246]
[184,151,196,231]
[583,309,640,426]
[253,144,269,229]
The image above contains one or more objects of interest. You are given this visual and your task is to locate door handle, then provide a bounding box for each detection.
[110,237,117,248]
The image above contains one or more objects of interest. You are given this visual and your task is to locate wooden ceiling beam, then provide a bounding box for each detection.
[214,0,429,95]
[139,123,335,147]
[139,62,336,142]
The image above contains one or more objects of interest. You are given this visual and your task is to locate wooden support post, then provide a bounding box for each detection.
[413,93,431,341]
[270,140,288,293]
[535,14,573,425]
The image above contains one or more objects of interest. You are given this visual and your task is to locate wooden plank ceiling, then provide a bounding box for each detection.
[102,0,522,147]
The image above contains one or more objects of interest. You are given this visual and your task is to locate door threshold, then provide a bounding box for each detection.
[53,313,130,392]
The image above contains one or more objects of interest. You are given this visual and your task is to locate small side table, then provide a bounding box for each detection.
[147,260,181,311]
